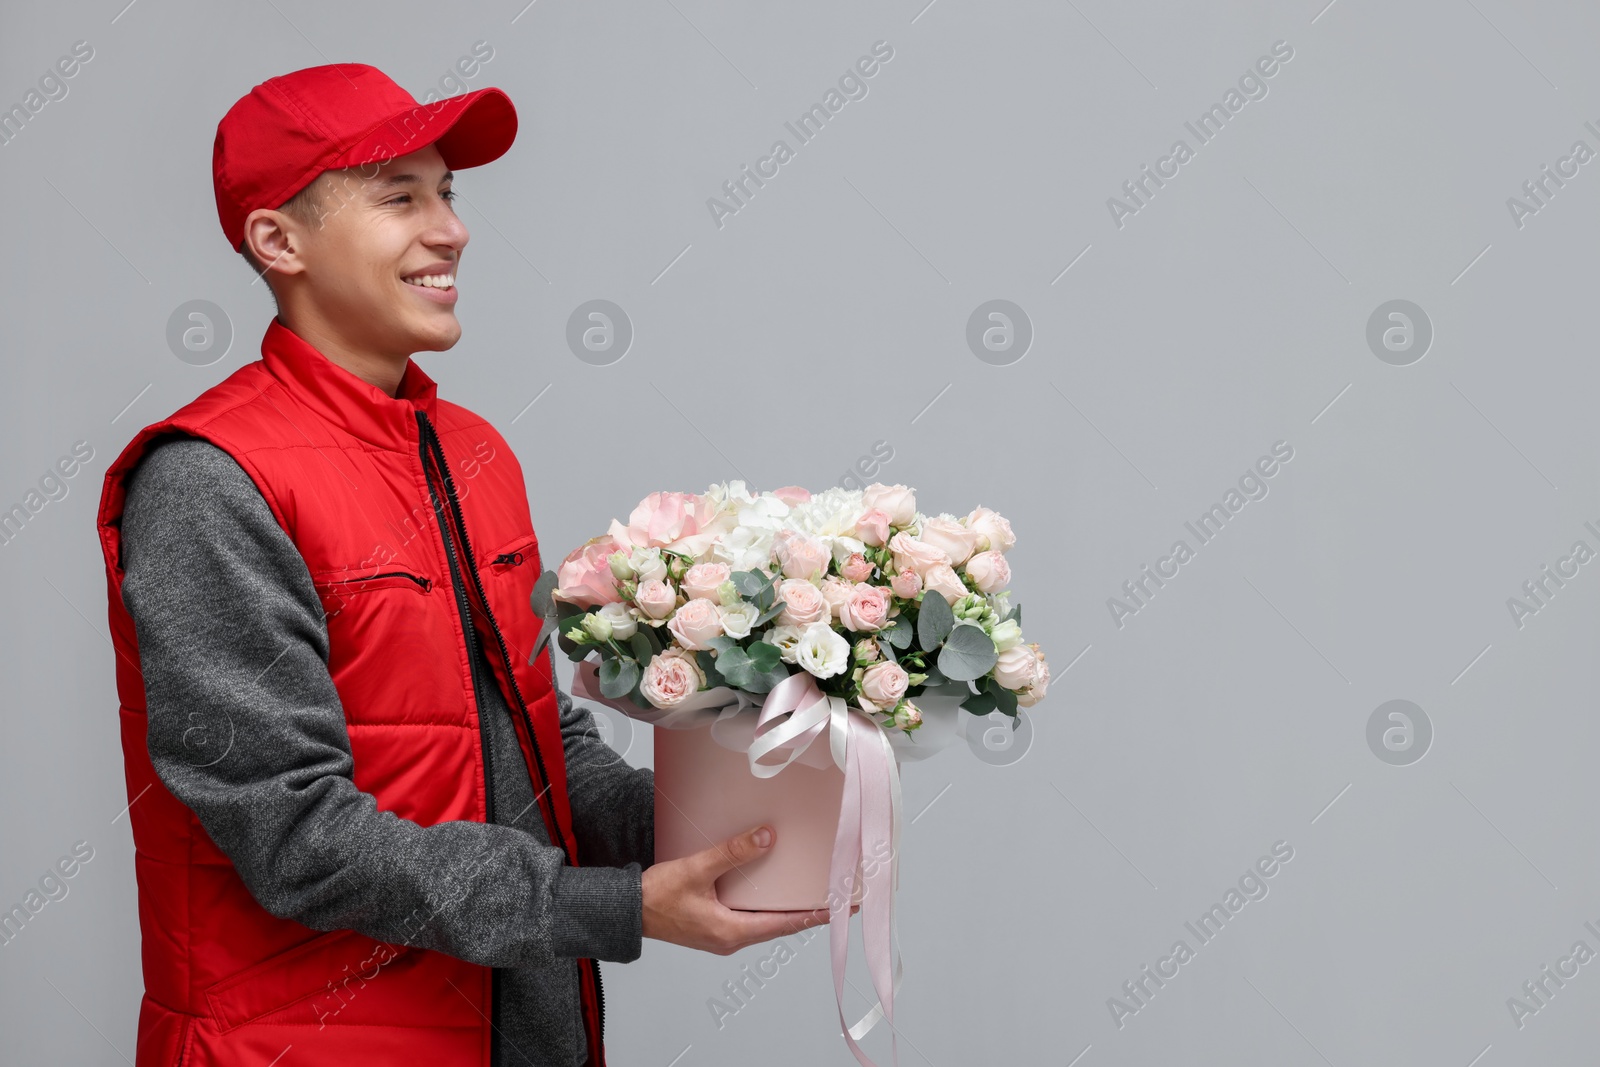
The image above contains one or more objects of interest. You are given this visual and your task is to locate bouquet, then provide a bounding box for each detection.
[530,480,1048,1067]
[535,481,1050,727]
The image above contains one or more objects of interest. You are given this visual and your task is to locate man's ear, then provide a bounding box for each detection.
[243,210,303,280]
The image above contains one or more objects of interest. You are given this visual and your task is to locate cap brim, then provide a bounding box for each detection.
[340,86,518,173]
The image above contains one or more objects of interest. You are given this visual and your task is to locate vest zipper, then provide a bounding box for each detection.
[413,411,608,1060]
[416,422,497,825]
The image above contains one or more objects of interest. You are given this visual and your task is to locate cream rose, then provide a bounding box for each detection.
[964,550,1011,594]
[887,531,949,578]
[966,505,1016,554]
[918,515,980,566]
[858,660,909,712]
[681,561,731,602]
[776,577,830,627]
[994,642,1043,691]
[775,530,830,581]
[1017,647,1050,707]
[819,576,855,619]
[640,647,706,709]
[854,507,892,547]
[635,578,678,620]
[839,583,892,631]
[629,546,668,582]
[862,483,917,527]
[666,596,725,650]
[922,563,969,605]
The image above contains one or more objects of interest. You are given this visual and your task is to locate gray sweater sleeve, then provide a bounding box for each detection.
[118,433,644,968]
[553,665,655,873]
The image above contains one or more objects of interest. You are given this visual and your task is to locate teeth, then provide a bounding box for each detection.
[404,273,455,289]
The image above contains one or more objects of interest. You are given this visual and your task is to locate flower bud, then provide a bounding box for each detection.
[988,618,1024,651]
[853,638,882,665]
[608,551,635,580]
[582,611,613,642]
[717,579,742,607]
[892,701,923,732]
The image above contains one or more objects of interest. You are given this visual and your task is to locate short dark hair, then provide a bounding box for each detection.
[237,176,327,298]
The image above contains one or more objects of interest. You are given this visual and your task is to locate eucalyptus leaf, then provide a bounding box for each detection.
[917,594,954,651]
[629,632,653,664]
[937,622,1000,681]
[598,657,640,699]
[992,685,1019,717]
[882,616,913,649]
[754,601,787,627]
[877,639,897,665]
[745,664,790,694]
[732,570,768,597]
[529,570,561,620]
[747,640,783,672]
[960,690,998,716]
[707,635,737,654]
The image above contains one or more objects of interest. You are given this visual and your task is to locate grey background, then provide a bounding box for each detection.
[3,0,1598,1064]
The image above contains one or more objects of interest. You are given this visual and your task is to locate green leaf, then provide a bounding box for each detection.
[707,635,737,654]
[598,657,641,699]
[917,593,954,651]
[747,640,783,672]
[921,662,946,687]
[877,639,897,665]
[732,570,769,597]
[745,663,791,694]
[754,601,786,626]
[960,689,998,715]
[529,570,561,620]
[716,646,757,689]
[629,632,653,664]
[881,616,913,649]
[937,622,999,681]
[992,685,1019,717]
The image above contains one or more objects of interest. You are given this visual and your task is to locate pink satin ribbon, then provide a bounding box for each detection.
[572,663,905,1065]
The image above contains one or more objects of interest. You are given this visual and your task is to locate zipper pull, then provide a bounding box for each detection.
[492,551,525,567]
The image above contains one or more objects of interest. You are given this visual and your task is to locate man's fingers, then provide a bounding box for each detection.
[695,824,774,880]
[726,907,834,946]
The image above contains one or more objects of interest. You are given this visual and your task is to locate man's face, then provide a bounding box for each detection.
[282,143,469,356]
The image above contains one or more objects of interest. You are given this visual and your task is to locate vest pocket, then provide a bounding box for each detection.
[312,566,434,621]
[204,928,408,1032]
[483,533,539,572]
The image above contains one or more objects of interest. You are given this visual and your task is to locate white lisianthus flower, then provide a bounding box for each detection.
[596,601,637,640]
[763,623,806,665]
[718,601,760,640]
[582,612,613,642]
[795,621,850,679]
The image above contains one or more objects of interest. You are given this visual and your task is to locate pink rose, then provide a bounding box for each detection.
[774,530,830,581]
[995,643,1043,691]
[771,485,812,506]
[889,567,922,599]
[667,596,725,650]
[635,578,678,620]
[966,505,1016,554]
[918,516,980,566]
[862,483,916,526]
[858,661,909,712]
[854,508,892,547]
[553,536,623,609]
[1017,646,1049,707]
[839,583,893,631]
[923,563,969,605]
[609,490,728,561]
[681,562,731,602]
[964,550,1011,594]
[888,531,950,578]
[820,576,855,619]
[640,647,706,709]
[776,578,830,626]
[840,553,874,582]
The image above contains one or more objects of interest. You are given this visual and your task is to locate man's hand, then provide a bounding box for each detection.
[642,824,857,955]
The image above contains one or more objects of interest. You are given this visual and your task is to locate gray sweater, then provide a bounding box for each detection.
[118,433,654,1067]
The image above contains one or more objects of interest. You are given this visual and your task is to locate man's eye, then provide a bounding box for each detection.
[442,189,457,203]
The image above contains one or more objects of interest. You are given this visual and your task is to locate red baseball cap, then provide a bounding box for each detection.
[213,63,517,252]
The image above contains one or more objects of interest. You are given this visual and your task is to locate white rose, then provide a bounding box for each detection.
[629,546,668,582]
[966,505,1017,554]
[596,601,637,641]
[717,601,760,640]
[862,483,917,526]
[795,621,850,679]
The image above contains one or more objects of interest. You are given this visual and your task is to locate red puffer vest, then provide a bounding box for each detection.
[96,317,607,1066]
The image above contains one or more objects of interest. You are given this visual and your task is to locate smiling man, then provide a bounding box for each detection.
[95,64,832,1067]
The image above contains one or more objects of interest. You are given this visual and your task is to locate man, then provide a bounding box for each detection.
[95,63,835,1067]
